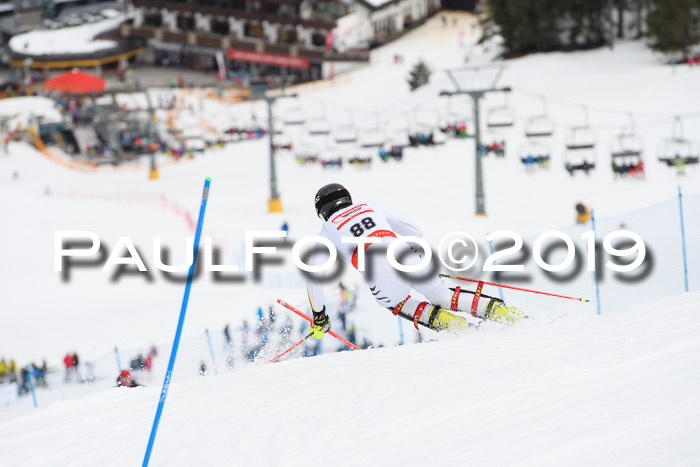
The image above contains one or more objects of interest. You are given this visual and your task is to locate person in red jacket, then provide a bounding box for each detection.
[63,353,74,382]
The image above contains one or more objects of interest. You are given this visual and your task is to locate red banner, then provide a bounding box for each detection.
[226,49,309,69]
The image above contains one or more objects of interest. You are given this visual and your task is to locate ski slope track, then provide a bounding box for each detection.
[1,292,699,466]
[1,11,700,465]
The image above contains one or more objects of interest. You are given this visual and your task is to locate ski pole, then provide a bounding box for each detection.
[268,337,308,363]
[143,177,211,467]
[277,300,361,350]
[440,274,590,302]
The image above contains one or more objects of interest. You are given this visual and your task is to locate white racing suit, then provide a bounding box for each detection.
[306,201,503,331]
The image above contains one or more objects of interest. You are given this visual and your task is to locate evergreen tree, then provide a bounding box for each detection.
[480,0,608,55]
[647,0,700,57]
[407,60,432,91]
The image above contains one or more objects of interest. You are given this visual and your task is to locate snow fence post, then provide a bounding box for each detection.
[205,329,219,375]
[678,186,689,293]
[26,365,38,408]
[486,234,505,301]
[591,210,602,315]
[142,177,211,467]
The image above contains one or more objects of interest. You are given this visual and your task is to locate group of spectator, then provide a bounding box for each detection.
[1,357,49,398]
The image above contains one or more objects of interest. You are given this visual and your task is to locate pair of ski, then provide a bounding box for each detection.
[268,300,360,363]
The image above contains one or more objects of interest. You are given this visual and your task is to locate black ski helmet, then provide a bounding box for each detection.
[314,183,352,220]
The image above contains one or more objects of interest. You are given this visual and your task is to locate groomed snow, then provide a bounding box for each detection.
[0,12,699,465]
[1,291,698,466]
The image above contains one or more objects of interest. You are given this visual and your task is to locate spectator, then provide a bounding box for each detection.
[223,323,232,348]
[18,368,31,396]
[63,353,74,382]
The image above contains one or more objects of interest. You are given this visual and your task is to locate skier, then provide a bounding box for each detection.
[305,183,523,335]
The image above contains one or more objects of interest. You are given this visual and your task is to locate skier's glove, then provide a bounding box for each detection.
[308,307,331,339]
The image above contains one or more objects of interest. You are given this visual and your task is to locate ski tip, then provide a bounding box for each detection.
[205,176,212,182]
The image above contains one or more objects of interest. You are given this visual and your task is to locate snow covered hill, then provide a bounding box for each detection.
[1,291,698,466]
[1,11,699,463]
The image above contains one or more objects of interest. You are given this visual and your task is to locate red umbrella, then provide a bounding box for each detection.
[43,69,106,93]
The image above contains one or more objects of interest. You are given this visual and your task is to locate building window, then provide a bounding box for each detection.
[244,22,264,39]
[143,11,162,27]
[278,28,298,44]
[311,31,325,47]
[246,1,261,13]
[177,14,195,31]
[277,3,296,16]
[212,17,229,35]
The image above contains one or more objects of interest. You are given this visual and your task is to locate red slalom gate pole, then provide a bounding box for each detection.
[268,337,307,363]
[440,274,590,303]
[277,300,361,350]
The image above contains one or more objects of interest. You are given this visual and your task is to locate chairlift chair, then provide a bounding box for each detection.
[564,125,596,175]
[283,105,306,125]
[486,105,515,129]
[308,118,331,136]
[334,124,359,144]
[307,104,330,135]
[525,115,554,138]
[519,140,551,169]
[360,114,385,148]
[657,117,700,167]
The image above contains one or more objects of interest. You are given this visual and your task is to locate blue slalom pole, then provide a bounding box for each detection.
[114,347,122,372]
[26,365,37,408]
[143,177,211,467]
[397,316,404,345]
[678,187,689,293]
[486,235,505,301]
[205,329,219,375]
[591,210,602,315]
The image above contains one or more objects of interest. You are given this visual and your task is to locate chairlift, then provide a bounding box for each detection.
[486,94,515,129]
[334,124,358,144]
[283,106,305,125]
[610,114,644,178]
[519,140,551,170]
[525,115,554,138]
[440,96,472,137]
[564,107,596,175]
[308,118,331,135]
[360,113,385,148]
[307,104,331,135]
[565,107,595,150]
[657,116,699,167]
[524,97,554,138]
[271,118,284,135]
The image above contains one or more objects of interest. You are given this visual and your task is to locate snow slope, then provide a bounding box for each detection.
[0,12,699,457]
[1,291,698,466]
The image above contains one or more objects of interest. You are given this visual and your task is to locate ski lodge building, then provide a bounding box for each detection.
[120,0,442,82]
